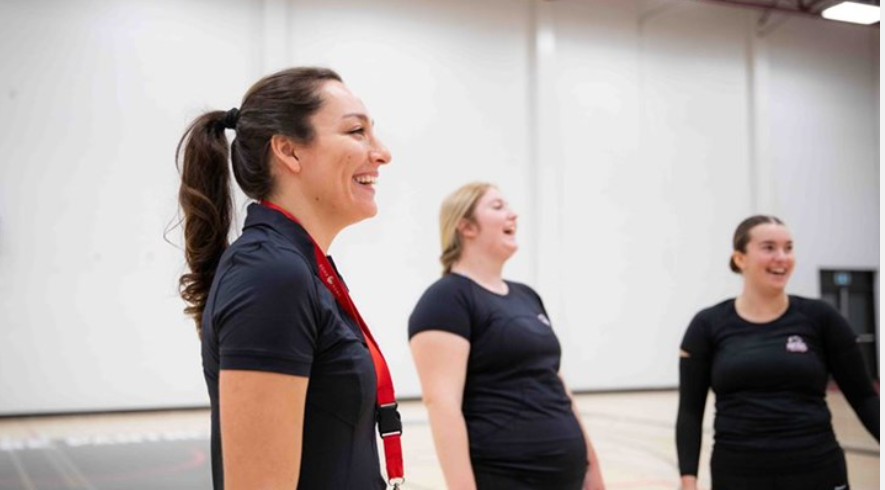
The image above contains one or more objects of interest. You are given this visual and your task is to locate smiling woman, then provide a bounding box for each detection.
[676,215,880,490]
[175,67,400,490]
[282,82,390,242]
[408,182,605,490]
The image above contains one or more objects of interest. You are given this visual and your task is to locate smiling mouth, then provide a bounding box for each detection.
[767,268,788,276]
[353,175,377,186]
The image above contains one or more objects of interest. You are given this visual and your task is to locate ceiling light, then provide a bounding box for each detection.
[821,1,880,25]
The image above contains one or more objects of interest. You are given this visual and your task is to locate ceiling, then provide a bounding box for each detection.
[696,0,880,18]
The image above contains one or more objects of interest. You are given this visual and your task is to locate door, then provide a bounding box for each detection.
[820,270,879,380]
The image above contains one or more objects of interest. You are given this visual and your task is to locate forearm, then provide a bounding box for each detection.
[676,357,709,476]
[830,347,880,441]
[426,403,477,490]
[675,411,704,476]
[852,395,880,441]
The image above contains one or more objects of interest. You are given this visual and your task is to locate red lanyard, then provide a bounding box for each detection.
[261,201,404,487]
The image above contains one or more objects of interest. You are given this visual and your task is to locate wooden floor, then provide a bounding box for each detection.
[0,390,878,489]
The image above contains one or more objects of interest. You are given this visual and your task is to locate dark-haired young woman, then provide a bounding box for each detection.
[176,67,401,490]
[676,215,879,490]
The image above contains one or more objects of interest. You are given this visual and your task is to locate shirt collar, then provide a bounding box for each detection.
[242,202,349,287]
[243,202,316,263]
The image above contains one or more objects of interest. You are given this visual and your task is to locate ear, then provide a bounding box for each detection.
[269,135,302,174]
[732,251,746,272]
[458,218,479,239]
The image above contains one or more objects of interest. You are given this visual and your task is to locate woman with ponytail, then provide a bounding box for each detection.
[408,182,605,490]
[176,67,398,490]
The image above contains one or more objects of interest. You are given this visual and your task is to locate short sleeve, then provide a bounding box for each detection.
[408,277,473,341]
[680,311,713,361]
[214,249,318,377]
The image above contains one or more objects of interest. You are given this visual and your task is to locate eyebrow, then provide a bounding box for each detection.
[342,113,374,125]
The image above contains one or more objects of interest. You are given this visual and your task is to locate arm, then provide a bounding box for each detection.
[410,331,476,490]
[823,308,880,442]
[220,370,309,490]
[830,349,879,441]
[676,350,710,490]
[559,374,605,490]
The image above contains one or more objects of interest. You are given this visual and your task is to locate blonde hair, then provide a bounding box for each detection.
[439,182,493,274]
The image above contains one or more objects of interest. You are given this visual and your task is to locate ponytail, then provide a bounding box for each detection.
[174,67,343,337]
[176,111,233,337]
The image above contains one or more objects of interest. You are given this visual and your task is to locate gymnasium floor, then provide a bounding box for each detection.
[0,390,878,490]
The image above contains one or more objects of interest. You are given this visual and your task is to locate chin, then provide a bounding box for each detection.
[351,203,378,223]
[764,282,788,294]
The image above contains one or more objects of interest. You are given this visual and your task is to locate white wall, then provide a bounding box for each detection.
[542,0,756,388]
[0,0,267,414]
[0,0,877,414]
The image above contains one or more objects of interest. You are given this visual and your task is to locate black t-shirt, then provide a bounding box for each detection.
[201,203,385,490]
[676,296,880,476]
[409,273,587,481]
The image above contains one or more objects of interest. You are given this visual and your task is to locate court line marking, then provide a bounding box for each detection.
[7,449,37,490]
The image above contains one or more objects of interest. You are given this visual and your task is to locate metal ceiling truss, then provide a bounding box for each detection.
[693,0,879,32]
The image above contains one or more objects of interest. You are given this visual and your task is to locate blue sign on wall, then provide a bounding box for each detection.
[833,271,852,287]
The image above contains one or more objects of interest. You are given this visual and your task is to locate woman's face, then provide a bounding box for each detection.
[296,81,391,228]
[734,223,795,294]
[463,187,519,261]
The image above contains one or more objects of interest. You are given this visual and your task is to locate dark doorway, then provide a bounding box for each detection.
[820,270,878,380]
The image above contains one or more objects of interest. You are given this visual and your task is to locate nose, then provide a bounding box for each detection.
[371,136,392,166]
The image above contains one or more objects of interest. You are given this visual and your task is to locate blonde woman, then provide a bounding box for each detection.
[409,182,604,490]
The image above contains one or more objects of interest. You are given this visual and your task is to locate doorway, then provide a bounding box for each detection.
[820,269,879,380]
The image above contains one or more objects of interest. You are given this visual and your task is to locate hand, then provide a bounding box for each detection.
[583,463,605,490]
[680,475,700,490]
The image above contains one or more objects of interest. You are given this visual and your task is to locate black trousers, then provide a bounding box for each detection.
[712,452,849,490]
[474,470,584,490]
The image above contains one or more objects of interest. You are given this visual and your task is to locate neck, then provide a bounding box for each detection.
[737,285,789,317]
[264,195,341,253]
[451,249,506,293]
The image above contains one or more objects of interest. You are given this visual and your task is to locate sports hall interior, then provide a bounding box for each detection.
[0,0,878,488]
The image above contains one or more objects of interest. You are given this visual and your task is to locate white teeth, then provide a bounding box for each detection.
[354,175,377,185]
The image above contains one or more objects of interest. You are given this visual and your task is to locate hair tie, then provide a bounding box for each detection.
[221,107,240,130]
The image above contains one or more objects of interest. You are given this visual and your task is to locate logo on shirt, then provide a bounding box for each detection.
[537,313,551,326]
[786,335,808,353]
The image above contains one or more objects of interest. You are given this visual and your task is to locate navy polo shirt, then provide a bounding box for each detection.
[201,203,384,490]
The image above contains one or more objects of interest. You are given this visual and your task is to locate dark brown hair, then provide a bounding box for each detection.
[176,67,342,336]
[729,215,785,274]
